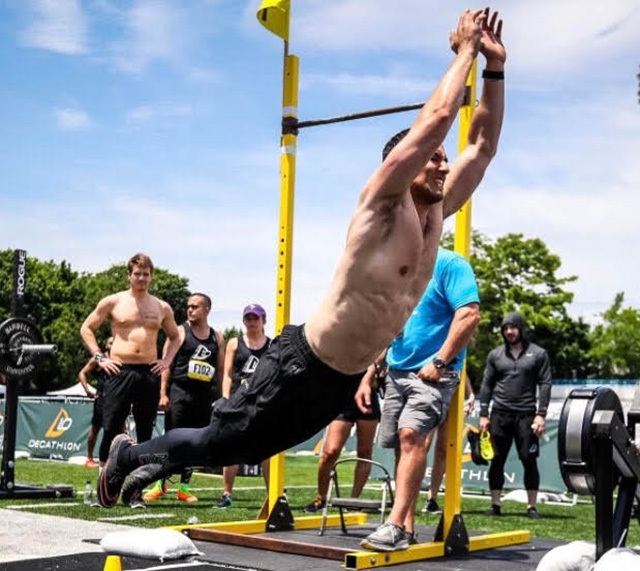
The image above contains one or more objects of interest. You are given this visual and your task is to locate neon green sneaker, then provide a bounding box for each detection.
[480,432,495,461]
[143,480,167,502]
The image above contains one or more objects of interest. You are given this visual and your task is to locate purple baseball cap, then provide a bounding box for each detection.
[243,303,266,319]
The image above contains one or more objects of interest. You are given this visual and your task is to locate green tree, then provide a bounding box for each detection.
[588,292,640,378]
[442,232,592,386]
[223,326,242,342]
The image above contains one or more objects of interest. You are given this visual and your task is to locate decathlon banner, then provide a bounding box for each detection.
[373,418,566,493]
[17,401,92,459]
[13,400,166,460]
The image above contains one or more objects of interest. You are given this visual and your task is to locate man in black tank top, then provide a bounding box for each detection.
[216,304,271,508]
[141,293,225,505]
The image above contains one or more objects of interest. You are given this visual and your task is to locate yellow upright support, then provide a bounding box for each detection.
[441,59,478,541]
[267,51,300,515]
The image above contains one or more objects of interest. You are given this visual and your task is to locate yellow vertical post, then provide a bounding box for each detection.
[267,51,300,514]
[256,0,296,518]
[442,58,477,540]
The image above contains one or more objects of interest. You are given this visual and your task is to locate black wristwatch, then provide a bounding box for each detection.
[432,357,447,370]
[94,352,106,364]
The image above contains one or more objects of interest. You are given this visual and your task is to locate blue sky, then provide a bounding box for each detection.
[1,0,639,335]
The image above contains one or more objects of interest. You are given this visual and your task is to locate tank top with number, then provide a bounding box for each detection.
[171,322,220,394]
[231,335,271,394]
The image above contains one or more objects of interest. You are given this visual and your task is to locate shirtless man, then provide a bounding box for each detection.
[80,253,181,477]
[98,10,504,529]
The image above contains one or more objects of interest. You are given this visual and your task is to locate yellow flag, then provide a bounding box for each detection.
[256,0,290,42]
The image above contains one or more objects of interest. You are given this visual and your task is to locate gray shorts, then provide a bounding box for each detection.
[378,368,459,449]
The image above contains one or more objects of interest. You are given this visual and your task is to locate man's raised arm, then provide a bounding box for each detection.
[361,9,484,203]
[443,7,506,218]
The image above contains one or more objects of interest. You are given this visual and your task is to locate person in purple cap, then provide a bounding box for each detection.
[216,303,272,508]
[98,9,506,531]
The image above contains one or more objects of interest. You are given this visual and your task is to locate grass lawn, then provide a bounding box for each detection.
[1,454,637,546]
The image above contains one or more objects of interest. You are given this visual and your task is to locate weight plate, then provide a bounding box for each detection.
[0,317,44,380]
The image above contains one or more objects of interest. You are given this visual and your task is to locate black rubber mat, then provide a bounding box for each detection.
[0,553,267,571]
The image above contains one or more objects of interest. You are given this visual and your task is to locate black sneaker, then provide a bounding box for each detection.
[216,494,233,509]
[303,496,326,513]
[527,507,541,519]
[484,504,501,516]
[97,434,133,508]
[121,463,166,506]
[407,531,418,545]
[421,498,441,514]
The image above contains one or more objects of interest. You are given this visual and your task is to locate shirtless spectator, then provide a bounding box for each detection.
[80,253,181,506]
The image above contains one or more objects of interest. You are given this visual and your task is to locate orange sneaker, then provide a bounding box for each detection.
[84,458,99,468]
[177,489,198,503]
[143,482,168,502]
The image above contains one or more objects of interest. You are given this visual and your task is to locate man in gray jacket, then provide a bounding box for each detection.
[478,312,552,519]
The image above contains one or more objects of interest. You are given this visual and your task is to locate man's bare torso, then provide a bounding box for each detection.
[306,193,443,374]
[108,291,166,364]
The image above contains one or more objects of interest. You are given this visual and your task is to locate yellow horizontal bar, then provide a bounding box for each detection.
[169,519,267,534]
[170,513,368,535]
[468,530,531,551]
[345,529,531,569]
[293,513,368,530]
[344,542,445,569]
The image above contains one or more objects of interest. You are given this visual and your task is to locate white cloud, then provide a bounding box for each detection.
[20,0,88,55]
[111,0,186,73]
[125,104,193,123]
[54,107,92,131]
[303,72,435,98]
[286,0,640,80]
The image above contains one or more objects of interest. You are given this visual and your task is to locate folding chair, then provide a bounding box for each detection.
[319,457,394,536]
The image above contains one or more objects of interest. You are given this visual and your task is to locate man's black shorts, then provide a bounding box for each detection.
[490,410,539,460]
[165,382,213,432]
[101,364,160,442]
[208,324,364,465]
[334,392,380,423]
[91,396,103,430]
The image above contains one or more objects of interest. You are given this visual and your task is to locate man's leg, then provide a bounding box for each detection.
[304,419,353,512]
[486,412,513,515]
[86,426,99,467]
[219,465,238,508]
[515,413,541,518]
[351,418,378,497]
[422,422,447,513]
[391,428,427,532]
[143,402,173,503]
[131,372,160,444]
[99,374,133,466]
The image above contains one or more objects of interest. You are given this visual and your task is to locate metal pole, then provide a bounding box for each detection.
[442,59,478,544]
[297,102,424,130]
[267,45,300,515]
[1,249,27,492]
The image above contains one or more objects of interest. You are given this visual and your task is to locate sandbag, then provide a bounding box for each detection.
[594,547,640,571]
[100,528,203,562]
[536,540,595,571]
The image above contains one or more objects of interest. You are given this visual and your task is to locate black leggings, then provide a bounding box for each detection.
[488,411,540,491]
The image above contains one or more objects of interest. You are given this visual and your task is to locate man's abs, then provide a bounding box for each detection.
[109,330,159,364]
